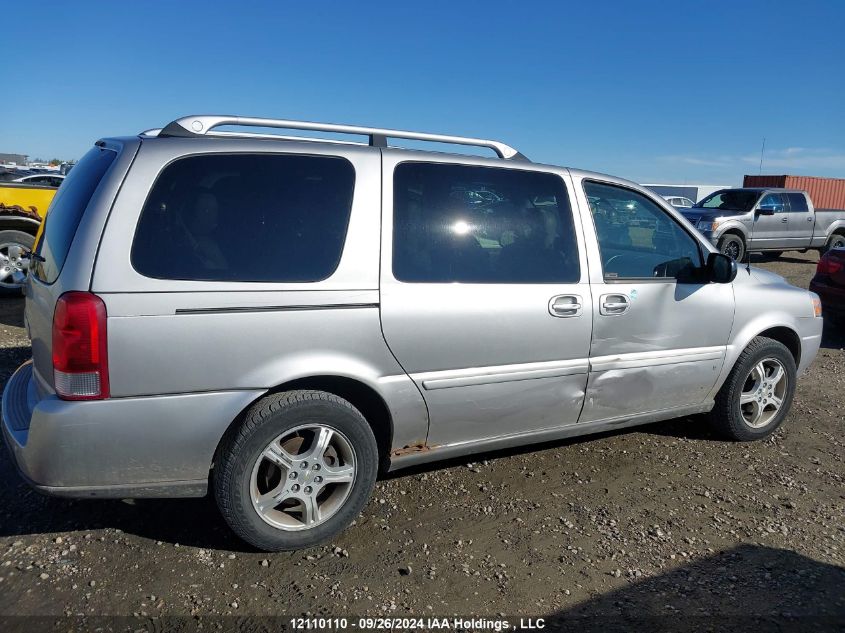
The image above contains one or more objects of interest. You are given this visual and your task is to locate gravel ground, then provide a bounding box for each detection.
[0,251,843,627]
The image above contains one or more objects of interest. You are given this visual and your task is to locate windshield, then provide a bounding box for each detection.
[694,189,760,212]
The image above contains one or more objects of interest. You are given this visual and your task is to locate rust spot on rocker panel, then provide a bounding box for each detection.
[391,443,436,457]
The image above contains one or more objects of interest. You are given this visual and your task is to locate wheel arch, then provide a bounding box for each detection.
[212,375,396,478]
[825,222,845,239]
[824,226,845,249]
[714,227,747,260]
[718,227,747,245]
[0,216,40,235]
[755,326,801,367]
[708,319,803,403]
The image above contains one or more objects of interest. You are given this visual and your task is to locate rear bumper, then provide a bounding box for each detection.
[2,360,263,498]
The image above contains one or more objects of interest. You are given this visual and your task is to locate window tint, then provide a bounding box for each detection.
[696,189,760,212]
[585,181,702,280]
[33,147,116,284]
[393,162,579,283]
[131,154,354,282]
[786,192,808,212]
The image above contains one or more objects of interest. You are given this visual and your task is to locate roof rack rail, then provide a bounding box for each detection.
[155,115,527,160]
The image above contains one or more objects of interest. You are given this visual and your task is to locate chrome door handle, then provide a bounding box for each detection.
[549,294,582,318]
[781,217,788,223]
[600,293,630,315]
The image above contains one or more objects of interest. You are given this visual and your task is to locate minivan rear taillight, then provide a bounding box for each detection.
[52,292,109,400]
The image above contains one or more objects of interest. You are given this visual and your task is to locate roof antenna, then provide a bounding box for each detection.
[745,191,766,273]
[748,137,766,272]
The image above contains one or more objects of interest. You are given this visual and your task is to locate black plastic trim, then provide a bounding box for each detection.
[174,302,379,315]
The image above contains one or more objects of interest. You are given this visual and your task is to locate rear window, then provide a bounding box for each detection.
[131,154,354,282]
[787,193,809,212]
[33,147,116,283]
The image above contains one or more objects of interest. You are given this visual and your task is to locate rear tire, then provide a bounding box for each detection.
[214,390,378,551]
[709,337,796,441]
[0,230,35,296]
[717,233,745,261]
[823,231,845,254]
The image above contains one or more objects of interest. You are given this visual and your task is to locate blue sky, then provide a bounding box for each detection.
[3,0,844,184]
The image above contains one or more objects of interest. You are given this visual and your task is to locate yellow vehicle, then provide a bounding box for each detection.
[0,182,57,293]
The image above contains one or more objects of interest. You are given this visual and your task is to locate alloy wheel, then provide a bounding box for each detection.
[250,424,356,531]
[723,240,741,260]
[738,358,788,428]
[0,242,28,289]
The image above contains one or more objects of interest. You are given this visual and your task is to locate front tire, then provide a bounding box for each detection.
[709,337,796,441]
[214,391,378,551]
[717,233,745,261]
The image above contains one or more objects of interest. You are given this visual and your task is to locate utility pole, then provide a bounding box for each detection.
[759,138,766,174]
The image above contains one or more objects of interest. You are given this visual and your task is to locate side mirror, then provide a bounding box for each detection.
[706,252,738,283]
[756,205,777,216]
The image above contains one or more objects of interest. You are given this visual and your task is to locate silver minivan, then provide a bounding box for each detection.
[2,115,823,551]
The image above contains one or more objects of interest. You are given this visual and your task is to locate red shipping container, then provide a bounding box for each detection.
[743,175,845,211]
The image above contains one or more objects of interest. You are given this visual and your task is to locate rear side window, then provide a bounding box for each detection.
[131,154,354,282]
[787,193,808,212]
[33,147,116,284]
[393,162,580,283]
